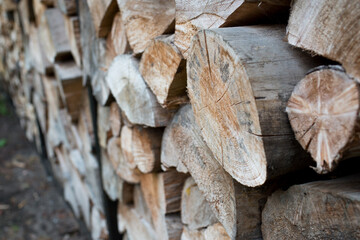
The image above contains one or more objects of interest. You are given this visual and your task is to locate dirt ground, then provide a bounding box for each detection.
[0,92,90,240]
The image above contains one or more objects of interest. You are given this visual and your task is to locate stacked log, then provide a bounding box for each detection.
[0,0,359,239]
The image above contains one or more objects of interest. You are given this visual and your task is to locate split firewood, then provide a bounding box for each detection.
[18,0,31,35]
[106,54,174,127]
[64,16,82,67]
[140,171,187,240]
[139,34,188,109]
[91,206,108,240]
[77,95,95,152]
[33,0,46,25]
[33,92,47,133]
[29,25,53,74]
[117,179,134,206]
[181,177,217,230]
[187,25,323,187]
[64,181,81,217]
[107,136,141,183]
[54,61,83,122]
[57,0,77,16]
[175,0,290,58]
[38,8,72,63]
[286,66,360,174]
[121,125,163,174]
[117,0,175,54]
[262,174,360,240]
[92,68,111,106]
[181,223,231,240]
[97,104,112,148]
[105,12,130,68]
[86,0,118,37]
[109,101,122,137]
[101,148,119,201]
[69,149,86,177]
[287,0,360,82]
[133,184,153,225]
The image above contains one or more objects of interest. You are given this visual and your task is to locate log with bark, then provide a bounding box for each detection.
[187,25,323,187]
[175,0,290,58]
[286,65,360,174]
[140,34,188,109]
[116,0,175,54]
[287,0,360,82]
[262,174,360,240]
[106,54,174,127]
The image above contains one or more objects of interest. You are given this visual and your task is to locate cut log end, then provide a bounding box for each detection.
[287,66,360,174]
[187,29,267,187]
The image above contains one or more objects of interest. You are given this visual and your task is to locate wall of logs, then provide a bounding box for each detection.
[0,0,359,239]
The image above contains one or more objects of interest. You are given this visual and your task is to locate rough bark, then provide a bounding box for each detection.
[187,25,322,187]
[262,174,360,240]
[286,0,360,82]
[286,65,360,174]
[106,54,174,127]
[140,34,188,109]
[175,0,290,58]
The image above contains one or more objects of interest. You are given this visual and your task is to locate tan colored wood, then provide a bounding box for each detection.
[175,0,289,58]
[262,174,360,240]
[64,16,82,68]
[287,66,360,174]
[121,125,163,174]
[97,104,112,148]
[287,0,360,82]
[38,8,72,63]
[204,223,231,240]
[187,25,323,187]
[140,34,188,109]
[86,0,118,37]
[106,54,174,127]
[109,102,122,137]
[117,0,175,54]
[181,177,217,230]
[140,171,187,240]
[107,136,141,183]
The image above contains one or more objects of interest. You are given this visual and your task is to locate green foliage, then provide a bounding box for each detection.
[0,96,8,116]
[0,138,7,148]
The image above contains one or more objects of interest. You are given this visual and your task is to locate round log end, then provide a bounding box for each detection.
[287,66,359,174]
[187,29,267,187]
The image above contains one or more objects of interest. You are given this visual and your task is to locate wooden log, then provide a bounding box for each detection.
[106,54,174,127]
[92,68,111,106]
[175,0,289,58]
[107,136,141,183]
[181,223,231,240]
[121,125,163,174]
[117,0,175,54]
[101,148,119,201]
[286,0,360,82]
[181,177,217,230]
[187,25,323,187]
[38,8,72,63]
[57,0,77,16]
[64,16,82,68]
[86,0,118,37]
[133,184,153,225]
[262,174,360,240]
[286,66,360,174]
[140,171,187,240]
[97,104,112,148]
[109,101,122,137]
[139,34,188,109]
[91,206,108,239]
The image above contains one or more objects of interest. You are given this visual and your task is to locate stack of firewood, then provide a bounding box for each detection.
[0,0,359,239]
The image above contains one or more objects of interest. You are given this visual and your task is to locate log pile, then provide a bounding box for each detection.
[0,0,359,239]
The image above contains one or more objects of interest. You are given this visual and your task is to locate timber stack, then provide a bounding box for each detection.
[0,0,359,239]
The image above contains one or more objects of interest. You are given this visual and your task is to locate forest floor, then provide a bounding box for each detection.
[0,90,89,240]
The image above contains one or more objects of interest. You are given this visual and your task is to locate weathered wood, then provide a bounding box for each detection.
[107,136,141,183]
[187,25,322,187]
[87,0,118,37]
[286,66,360,174]
[181,177,217,230]
[106,54,174,127]
[64,16,82,68]
[140,171,187,240]
[38,8,72,63]
[262,174,360,240]
[117,0,175,54]
[29,25,53,74]
[91,206,108,240]
[175,0,289,58]
[57,0,77,16]
[101,148,119,201]
[97,104,112,148]
[181,223,232,240]
[287,0,360,82]
[109,101,121,137]
[121,125,163,174]
[140,34,188,109]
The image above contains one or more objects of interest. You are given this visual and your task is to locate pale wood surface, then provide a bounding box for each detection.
[87,0,118,37]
